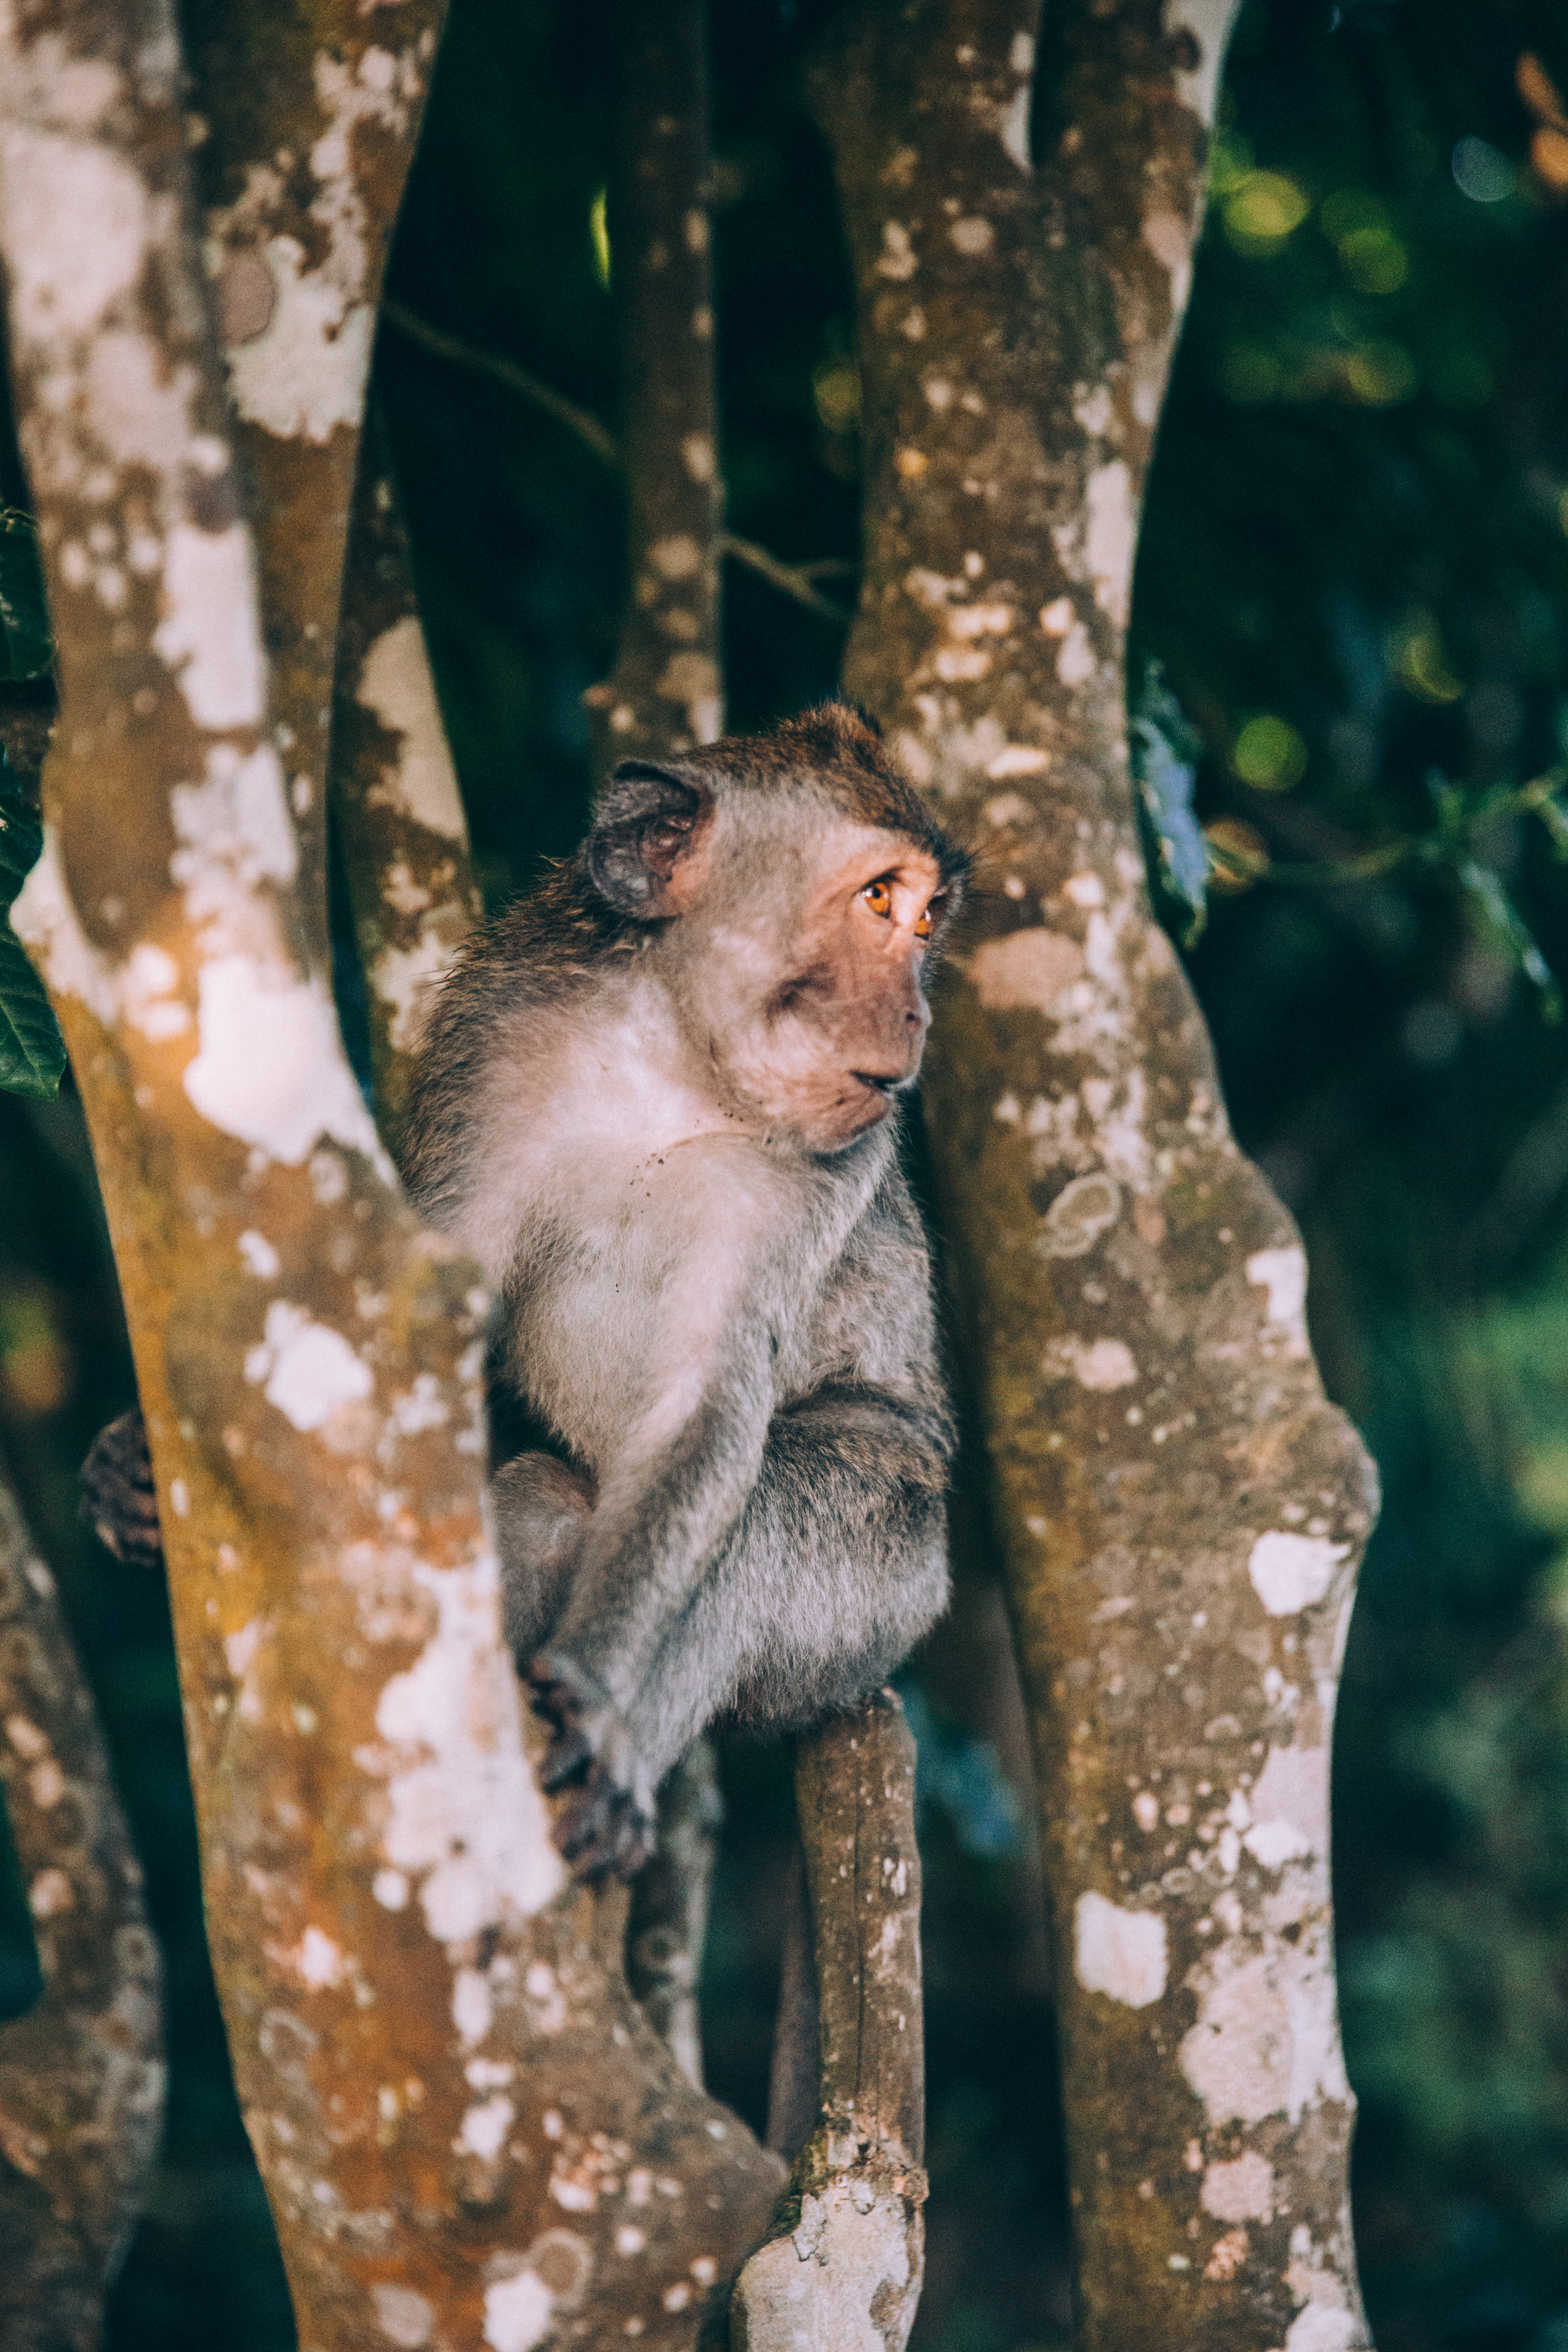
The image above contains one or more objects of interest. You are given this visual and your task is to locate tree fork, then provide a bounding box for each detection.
[0,0,783,2340]
[810,2,1377,2345]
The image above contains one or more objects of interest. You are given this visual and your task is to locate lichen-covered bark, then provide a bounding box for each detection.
[584,0,724,770]
[731,1691,926,2352]
[810,5,1376,2346]
[0,3,783,2342]
[186,0,448,969]
[330,398,481,1153]
[0,1464,163,2352]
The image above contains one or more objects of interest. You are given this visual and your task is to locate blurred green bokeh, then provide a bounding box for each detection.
[5,2,1568,2346]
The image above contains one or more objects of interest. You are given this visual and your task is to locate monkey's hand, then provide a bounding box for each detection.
[525,1651,655,1883]
[80,1407,164,1568]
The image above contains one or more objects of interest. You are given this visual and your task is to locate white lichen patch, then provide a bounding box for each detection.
[153,524,267,729]
[454,2093,514,2160]
[1179,1914,1349,2125]
[371,2282,434,2348]
[296,1924,349,1989]
[482,2262,554,2352]
[370,1555,566,1943]
[372,934,454,1055]
[358,616,468,841]
[452,1966,492,2047]
[1074,1891,1167,2008]
[217,47,420,444]
[0,122,149,348]
[1243,1744,1328,1871]
[237,1228,281,1279]
[1044,1335,1138,1391]
[1084,460,1136,628]
[1248,1531,1350,1618]
[1201,2148,1274,2224]
[183,956,381,1164]
[1169,0,1236,124]
[120,941,189,1039]
[1246,1244,1310,1358]
[967,927,1085,1012]
[244,1300,374,1431]
[734,2179,917,2352]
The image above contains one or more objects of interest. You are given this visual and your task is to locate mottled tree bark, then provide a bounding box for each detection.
[0,1465,163,2352]
[811,5,1377,2348]
[0,2,783,2344]
[584,0,724,769]
[329,399,482,1154]
[186,0,447,968]
[731,1691,926,2352]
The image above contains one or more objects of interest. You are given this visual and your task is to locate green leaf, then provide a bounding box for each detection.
[0,761,65,1097]
[0,509,53,682]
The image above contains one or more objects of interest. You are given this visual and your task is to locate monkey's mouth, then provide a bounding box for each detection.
[849,1071,914,1113]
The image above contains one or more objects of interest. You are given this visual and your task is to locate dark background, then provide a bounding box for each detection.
[5,0,1568,2345]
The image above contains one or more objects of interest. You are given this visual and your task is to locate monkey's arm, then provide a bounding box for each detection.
[624,1380,951,1786]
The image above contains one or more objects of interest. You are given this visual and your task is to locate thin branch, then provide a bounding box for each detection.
[381,300,854,626]
[381,298,623,469]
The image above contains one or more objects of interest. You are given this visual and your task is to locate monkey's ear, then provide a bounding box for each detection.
[589,763,713,919]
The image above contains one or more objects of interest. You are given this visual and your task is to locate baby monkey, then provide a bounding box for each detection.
[400,702,966,1879]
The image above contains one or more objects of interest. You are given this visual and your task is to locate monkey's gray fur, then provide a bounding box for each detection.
[400,703,967,1878]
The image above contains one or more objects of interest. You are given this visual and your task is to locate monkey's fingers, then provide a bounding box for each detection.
[554,1772,654,1884]
[80,1407,165,1568]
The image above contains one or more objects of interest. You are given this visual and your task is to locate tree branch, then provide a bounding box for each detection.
[810,1,1376,2343]
[583,0,724,765]
[731,1690,926,2352]
[380,300,854,626]
[0,1465,163,2352]
[328,399,483,1153]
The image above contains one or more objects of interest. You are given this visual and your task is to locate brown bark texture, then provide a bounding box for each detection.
[330,398,483,1155]
[731,1691,926,2352]
[626,1738,723,2095]
[584,0,725,771]
[0,0,784,2343]
[810,4,1378,2348]
[185,0,447,969]
[0,1463,163,2352]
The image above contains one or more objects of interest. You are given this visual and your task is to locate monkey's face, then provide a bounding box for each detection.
[686,823,955,1154]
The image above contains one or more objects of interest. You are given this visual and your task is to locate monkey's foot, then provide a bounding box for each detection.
[80,1408,164,1568]
[525,1652,655,1883]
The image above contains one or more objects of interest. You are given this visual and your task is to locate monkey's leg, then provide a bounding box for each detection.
[625,1385,951,1789]
[491,1450,594,1656]
[80,1408,164,1567]
[491,1451,656,1881]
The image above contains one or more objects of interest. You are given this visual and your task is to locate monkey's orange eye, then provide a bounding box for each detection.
[861,879,893,919]
[914,906,933,940]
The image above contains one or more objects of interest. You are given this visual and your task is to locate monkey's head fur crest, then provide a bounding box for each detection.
[585,702,968,1154]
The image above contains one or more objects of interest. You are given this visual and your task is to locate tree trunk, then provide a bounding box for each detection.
[0,1463,163,2352]
[0,0,783,2342]
[810,4,1378,2346]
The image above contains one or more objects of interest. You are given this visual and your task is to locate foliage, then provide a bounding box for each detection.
[0,759,63,1098]
[0,508,53,684]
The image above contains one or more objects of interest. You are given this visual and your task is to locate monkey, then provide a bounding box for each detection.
[81,701,967,1888]
[398,701,967,1882]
